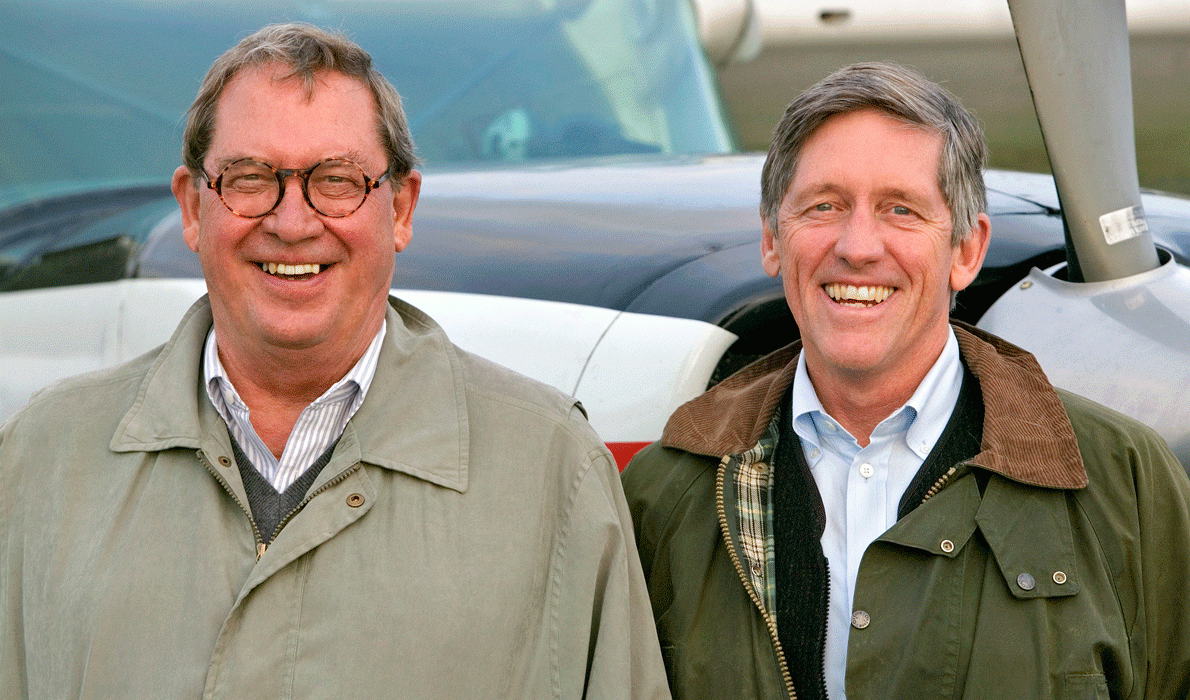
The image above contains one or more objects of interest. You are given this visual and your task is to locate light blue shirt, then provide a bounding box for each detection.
[203,322,386,493]
[790,328,963,700]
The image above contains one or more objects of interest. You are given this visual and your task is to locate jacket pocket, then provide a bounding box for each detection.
[1065,673,1109,699]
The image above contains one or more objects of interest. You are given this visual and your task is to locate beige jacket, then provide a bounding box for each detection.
[1,296,669,699]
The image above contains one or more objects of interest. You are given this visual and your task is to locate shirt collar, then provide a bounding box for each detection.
[202,320,387,424]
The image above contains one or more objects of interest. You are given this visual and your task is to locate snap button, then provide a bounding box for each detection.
[1017,573,1036,591]
[346,493,365,508]
[859,463,874,479]
[750,561,764,577]
[217,456,232,467]
[754,462,768,473]
[851,610,870,629]
[940,539,954,553]
[1053,571,1067,585]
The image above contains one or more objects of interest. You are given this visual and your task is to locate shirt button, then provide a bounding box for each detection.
[1017,573,1036,591]
[823,422,837,433]
[1053,571,1067,585]
[940,539,954,553]
[859,463,874,479]
[810,448,821,460]
[851,610,870,629]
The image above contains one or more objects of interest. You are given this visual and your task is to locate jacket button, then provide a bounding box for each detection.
[851,611,870,629]
[218,456,232,467]
[940,539,954,553]
[1017,573,1036,591]
[1053,571,1067,585]
[754,462,768,473]
[346,493,365,508]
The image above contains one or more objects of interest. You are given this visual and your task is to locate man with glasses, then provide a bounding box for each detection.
[0,23,668,698]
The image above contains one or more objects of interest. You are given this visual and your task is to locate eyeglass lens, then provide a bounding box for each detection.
[217,159,373,217]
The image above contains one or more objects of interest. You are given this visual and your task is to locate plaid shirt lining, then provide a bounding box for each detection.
[730,412,782,618]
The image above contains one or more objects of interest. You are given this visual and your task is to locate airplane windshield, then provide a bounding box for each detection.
[0,0,735,207]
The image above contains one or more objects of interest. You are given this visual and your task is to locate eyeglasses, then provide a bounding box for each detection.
[203,158,392,218]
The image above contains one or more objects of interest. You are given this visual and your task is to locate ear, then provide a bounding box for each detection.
[391,169,422,253]
[950,212,991,292]
[172,166,203,253]
[760,218,782,278]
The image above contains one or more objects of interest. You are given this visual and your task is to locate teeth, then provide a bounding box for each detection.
[261,263,322,276]
[825,283,894,305]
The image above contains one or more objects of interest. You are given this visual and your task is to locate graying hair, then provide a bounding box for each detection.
[182,23,418,180]
[760,62,987,245]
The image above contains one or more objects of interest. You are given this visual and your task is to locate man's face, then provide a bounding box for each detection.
[761,108,988,390]
[173,64,420,363]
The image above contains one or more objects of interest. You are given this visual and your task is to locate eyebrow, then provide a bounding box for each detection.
[209,150,375,172]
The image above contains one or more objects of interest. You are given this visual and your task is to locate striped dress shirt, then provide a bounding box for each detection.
[202,322,385,493]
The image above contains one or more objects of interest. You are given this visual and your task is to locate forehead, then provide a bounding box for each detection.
[790,108,944,196]
[208,64,382,166]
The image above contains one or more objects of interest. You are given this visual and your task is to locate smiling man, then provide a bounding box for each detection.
[0,24,668,699]
[622,63,1190,699]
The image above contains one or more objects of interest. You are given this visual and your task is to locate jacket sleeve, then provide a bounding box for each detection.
[0,420,28,698]
[1065,390,1190,699]
[554,440,671,700]
[1130,427,1190,698]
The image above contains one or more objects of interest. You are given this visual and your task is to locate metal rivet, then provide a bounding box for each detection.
[218,456,232,467]
[1053,571,1067,585]
[940,539,954,553]
[346,493,365,508]
[754,462,768,473]
[851,610,870,629]
[750,561,764,577]
[1017,573,1036,591]
[1020,280,1033,290]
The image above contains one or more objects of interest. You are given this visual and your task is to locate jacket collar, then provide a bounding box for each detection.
[110,295,470,492]
[661,322,1087,490]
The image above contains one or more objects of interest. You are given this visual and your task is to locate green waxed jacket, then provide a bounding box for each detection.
[2,296,670,700]
[623,324,1190,700]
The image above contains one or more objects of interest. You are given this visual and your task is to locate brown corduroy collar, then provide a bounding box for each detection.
[659,322,1087,490]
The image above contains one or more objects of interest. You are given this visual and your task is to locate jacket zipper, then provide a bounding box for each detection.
[263,462,364,554]
[199,450,364,560]
[921,465,959,505]
[716,460,798,700]
[197,449,267,559]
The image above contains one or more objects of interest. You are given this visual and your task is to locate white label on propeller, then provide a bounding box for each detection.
[1100,205,1149,245]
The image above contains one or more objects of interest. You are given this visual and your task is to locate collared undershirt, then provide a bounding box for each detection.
[203,321,385,493]
[790,328,963,700]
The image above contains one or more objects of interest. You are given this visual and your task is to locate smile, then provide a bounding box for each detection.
[261,262,324,277]
[824,283,895,307]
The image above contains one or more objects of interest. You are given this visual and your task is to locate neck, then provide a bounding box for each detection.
[804,334,948,448]
[215,327,377,457]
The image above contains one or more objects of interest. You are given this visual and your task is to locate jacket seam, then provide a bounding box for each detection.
[548,444,599,699]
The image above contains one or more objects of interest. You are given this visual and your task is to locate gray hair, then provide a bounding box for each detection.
[760,62,987,245]
[182,23,418,180]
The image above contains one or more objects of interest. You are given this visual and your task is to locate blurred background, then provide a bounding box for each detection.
[695,0,1190,195]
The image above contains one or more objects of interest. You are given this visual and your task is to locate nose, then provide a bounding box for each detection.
[266,174,322,242]
[834,208,885,268]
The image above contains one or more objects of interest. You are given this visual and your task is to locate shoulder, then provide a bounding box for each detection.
[3,347,160,440]
[1058,388,1184,480]
[622,441,720,551]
